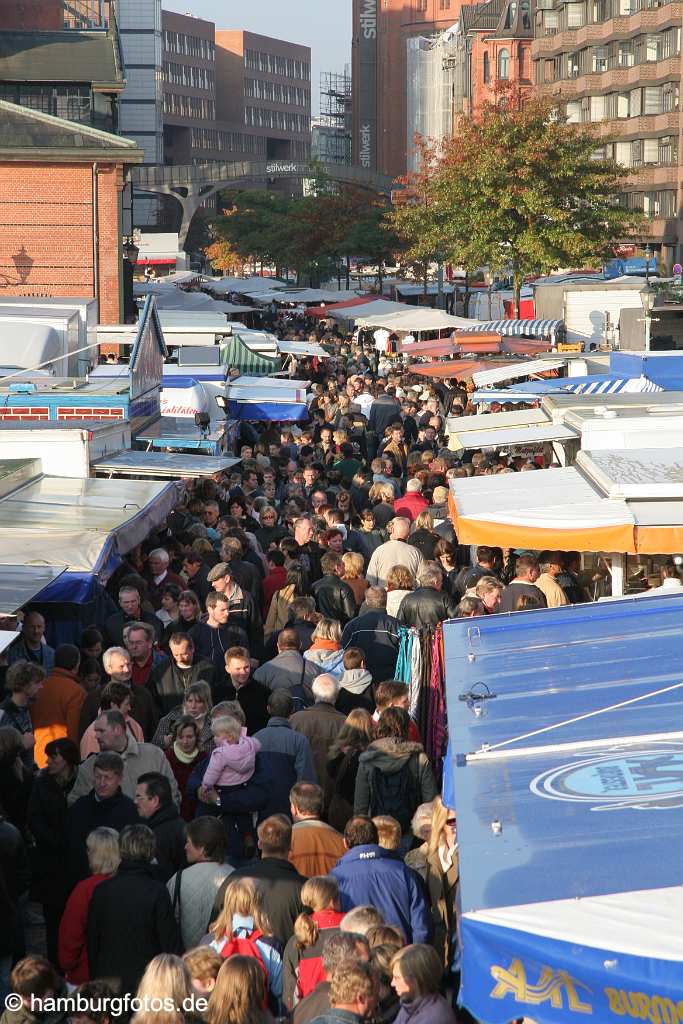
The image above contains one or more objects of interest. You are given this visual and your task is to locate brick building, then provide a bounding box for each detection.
[0,0,63,30]
[533,0,682,265]
[352,0,458,179]
[0,100,143,323]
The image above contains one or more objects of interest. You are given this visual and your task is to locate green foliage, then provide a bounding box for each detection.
[390,98,638,313]
[212,180,403,286]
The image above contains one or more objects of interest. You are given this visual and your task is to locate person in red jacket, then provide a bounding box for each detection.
[393,480,429,523]
[58,826,121,984]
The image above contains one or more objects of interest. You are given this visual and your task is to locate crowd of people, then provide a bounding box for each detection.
[0,324,602,1024]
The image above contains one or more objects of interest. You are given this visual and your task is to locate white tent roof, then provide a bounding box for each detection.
[214,302,258,315]
[450,466,633,532]
[277,340,329,358]
[249,288,361,305]
[331,299,409,323]
[150,291,217,311]
[206,277,287,296]
[233,375,310,390]
[448,408,549,437]
[577,448,683,500]
[358,308,481,331]
[472,358,568,386]
[456,423,578,451]
[0,475,182,573]
[465,885,683,963]
[0,323,61,368]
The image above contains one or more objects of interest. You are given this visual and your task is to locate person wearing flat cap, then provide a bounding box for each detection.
[206,562,262,657]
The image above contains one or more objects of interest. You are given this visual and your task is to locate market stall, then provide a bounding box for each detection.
[442,596,683,1024]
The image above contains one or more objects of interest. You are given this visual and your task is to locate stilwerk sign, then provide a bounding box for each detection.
[358,0,377,170]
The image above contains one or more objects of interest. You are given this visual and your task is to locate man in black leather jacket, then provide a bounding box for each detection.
[312,553,357,626]
[396,562,459,630]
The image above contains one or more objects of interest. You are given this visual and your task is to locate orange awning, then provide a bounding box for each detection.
[412,359,509,379]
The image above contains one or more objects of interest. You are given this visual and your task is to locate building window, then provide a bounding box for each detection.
[498,48,510,79]
[504,1,517,29]
[483,52,490,82]
[440,0,451,7]
[415,0,427,10]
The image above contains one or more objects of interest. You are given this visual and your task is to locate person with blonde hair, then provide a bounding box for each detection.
[341,552,369,610]
[58,827,120,984]
[303,619,344,678]
[391,944,456,1024]
[282,876,344,1010]
[385,566,415,619]
[372,816,402,852]
[403,797,457,968]
[206,956,270,1024]
[209,877,283,1008]
[132,953,195,1024]
[182,946,222,997]
[202,716,260,790]
[407,512,441,562]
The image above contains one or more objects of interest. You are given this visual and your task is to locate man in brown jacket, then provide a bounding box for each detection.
[31,644,86,768]
[290,675,345,800]
[289,782,346,876]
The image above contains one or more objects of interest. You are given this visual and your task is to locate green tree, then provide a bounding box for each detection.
[391,99,637,316]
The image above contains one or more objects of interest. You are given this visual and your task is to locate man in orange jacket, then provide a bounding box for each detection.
[31,643,86,768]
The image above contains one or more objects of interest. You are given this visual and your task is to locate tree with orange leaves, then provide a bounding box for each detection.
[390,98,636,316]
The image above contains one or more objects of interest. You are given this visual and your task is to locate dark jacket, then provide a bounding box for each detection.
[354,739,438,832]
[294,981,332,1024]
[146,802,186,882]
[66,789,138,887]
[290,703,346,803]
[312,575,357,626]
[147,658,217,716]
[103,609,162,648]
[188,620,249,697]
[223,585,262,653]
[87,858,180,995]
[394,995,457,1024]
[408,529,441,562]
[186,754,271,859]
[368,395,402,437]
[212,857,305,946]
[225,677,272,735]
[186,564,213,606]
[346,528,385,564]
[79,683,158,743]
[331,844,432,944]
[396,587,459,630]
[26,768,75,900]
[340,611,400,683]
[253,718,318,813]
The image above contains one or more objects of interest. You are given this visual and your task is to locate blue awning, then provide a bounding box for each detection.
[227,400,309,422]
[443,596,683,1024]
[458,319,564,340]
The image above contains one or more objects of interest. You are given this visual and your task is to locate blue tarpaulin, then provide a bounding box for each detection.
[227,400,309,422]
[508,374,663,396]
[443,596,683,1024]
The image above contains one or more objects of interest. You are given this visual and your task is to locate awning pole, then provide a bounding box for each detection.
[610,552,625,596]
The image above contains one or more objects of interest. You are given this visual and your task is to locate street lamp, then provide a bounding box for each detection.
[644,244,652,286]
[640,284,656,352]
[483,268,494,319]
[122,235,139,265]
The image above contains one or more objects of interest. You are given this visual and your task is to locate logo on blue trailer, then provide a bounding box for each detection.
[530,747,683,810]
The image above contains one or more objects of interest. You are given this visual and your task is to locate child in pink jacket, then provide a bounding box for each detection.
[202,715,261,788]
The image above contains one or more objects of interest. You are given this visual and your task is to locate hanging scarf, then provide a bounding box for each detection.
[173,742,200,765]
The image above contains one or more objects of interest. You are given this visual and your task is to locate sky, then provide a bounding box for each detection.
[162,0,352,115]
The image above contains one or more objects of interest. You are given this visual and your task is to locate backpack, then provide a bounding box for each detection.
[220,929,268,1005]
[367,758,419,834]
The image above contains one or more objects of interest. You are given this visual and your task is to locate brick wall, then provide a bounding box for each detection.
[0,0,63,29]
[0,160,124,324]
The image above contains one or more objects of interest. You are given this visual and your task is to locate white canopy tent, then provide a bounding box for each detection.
[357,308,482,332]
[472,358,568,386]
[277,340,330,358]
[0,476,183,574]
[329,299,409,324]
[205,277,287,296]
[454,423,578,452]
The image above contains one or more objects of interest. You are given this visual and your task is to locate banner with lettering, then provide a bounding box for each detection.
[460,914,683,1024]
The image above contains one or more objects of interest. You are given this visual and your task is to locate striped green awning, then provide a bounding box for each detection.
[220,335,281,375]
